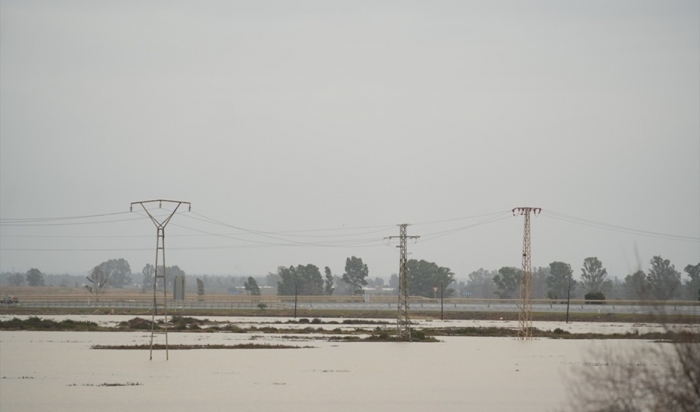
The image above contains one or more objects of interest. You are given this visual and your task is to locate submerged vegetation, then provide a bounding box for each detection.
[68,382,143,387]
[2,316,698,343]
[92,343,313,350]
[330,330,439,342]
[0,317,99,331]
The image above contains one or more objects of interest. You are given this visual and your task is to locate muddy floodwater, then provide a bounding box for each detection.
[0,317,666,412]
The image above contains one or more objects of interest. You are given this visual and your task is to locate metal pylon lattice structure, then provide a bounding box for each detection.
[131,199,191,360]
[512,207,541,340]
[386,224,419,341]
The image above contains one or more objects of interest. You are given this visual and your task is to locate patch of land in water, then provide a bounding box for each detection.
[2,316,697,342]
[1,306,697,324]
[92,343,314,350]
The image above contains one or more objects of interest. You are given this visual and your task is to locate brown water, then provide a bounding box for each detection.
[0,319,660,412]
[0,314,680,334]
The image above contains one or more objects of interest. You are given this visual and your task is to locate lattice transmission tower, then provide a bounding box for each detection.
[386,224,419,341]
[512,207,541,340]
[131,199,191,360]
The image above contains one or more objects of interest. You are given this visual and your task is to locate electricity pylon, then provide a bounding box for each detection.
[512,207,541,340]
[131,199,191,360]
[386,224,419,341]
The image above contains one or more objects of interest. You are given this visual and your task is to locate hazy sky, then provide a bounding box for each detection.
[1,1,698,282]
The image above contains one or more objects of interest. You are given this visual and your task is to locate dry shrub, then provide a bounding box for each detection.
[563,327,699,412]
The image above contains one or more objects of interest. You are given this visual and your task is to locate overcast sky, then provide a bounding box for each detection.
[1,1,698,282]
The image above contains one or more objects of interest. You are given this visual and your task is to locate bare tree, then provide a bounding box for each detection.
[7,273,25,286]
[141,263,154,293]
[85,266,109,299]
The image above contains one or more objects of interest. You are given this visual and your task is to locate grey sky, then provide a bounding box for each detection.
[1,1,698,281]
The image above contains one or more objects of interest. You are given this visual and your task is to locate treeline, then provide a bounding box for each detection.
[0,259,185,292]
[269,256,456,298]
[460,256,699,301]
[3,255,698,301]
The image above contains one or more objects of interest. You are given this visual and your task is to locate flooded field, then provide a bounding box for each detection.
[0,316,685,412]
[0,314,685,334]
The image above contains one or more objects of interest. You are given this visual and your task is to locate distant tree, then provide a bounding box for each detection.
[647,256,681,300]
[196,278,205,296]
[465,268,496,298]
[604,276,625,300]
[623,270,649,300]
[141,264,154,292]
[276,264,324,296]
[324,267,335,296]
[367,276,385,288]
[584,291,606,302]
[388,274,399,290]
[531,266,550,299]
[580,257,610,295]
[342,256,369,295]
[456,281,467,297]
[685,263,700,281]
[332,274,353,295]
[546,261,575,300]
[266,273,280,286]
[493,267,521,299]
[683,263,700,301]
[244,276,261,296]
[407,259,455,298]
[7,273,25,286]
[26,268,45,286]
[165,265,185,289]
[85,266,109,297]
[92,258,132,289]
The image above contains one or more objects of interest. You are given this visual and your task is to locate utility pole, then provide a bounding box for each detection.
[386,224,419,341]
[131,199,191,360]
[565,279,571,324]
[294,282,298,319]
[440,284,444,321]
[512,207,541,340]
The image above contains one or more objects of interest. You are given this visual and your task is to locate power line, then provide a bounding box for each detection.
[4,207,695,259]
[417,213,512,242]
[541,210,699,242]
[411,210,510,226]
[180,213,395,238]
[171,221,388,248]
[1,243,390,252]
[0,210,131,223]
[0,216,148,227]
[187,211,396,235]
[183,212,391,248]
